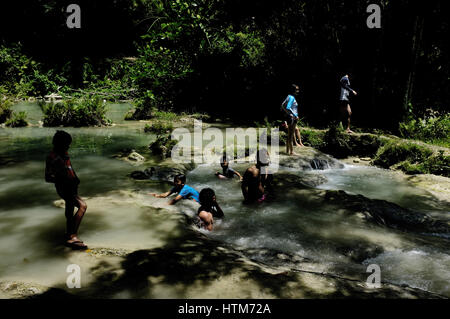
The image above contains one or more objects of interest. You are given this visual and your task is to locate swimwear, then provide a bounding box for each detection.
[197,205,224,219]
[46,151,80,200]
[170,184,200,202]
[222,166,236,179]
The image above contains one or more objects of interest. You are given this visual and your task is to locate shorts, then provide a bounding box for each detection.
[339,100,350,108]
[285,114,298,126]
[56,184,78,203]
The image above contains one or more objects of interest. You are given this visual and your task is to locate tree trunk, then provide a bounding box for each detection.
[403,15,425,119]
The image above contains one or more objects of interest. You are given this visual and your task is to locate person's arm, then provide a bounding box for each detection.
[198,211,213,231]
[150,188,174,198]
[233,170,243,181]
[213,201,224,218]
[168,194,183,205]
[341,78,356,95]
[241,170,249,200]
[286,96,298,118]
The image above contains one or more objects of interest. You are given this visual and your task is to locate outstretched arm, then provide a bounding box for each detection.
[213,201,224,218]
[168,195,183,205]
[149,189,173,198]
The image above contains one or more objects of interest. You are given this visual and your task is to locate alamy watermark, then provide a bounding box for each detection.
[66,4,81,29]
[170,120,280,171]
[66,264,81,288]
[366,264,381,288]
[367,4,381,29]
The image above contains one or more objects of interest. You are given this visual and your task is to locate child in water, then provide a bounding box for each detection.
[45,130,88,250]
[150,174,200,205]
[215,156,243,181]
[197,188,224,231]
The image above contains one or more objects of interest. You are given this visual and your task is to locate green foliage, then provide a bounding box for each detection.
[41,97,110,127]
[0,44,60,97]
[0,98,13,123]
[399,112,450,147]
[373,141,433,169]
[153,110,180,121]
[144,121,174,135]
[5,111,28,127]
[301,129,325,148]
[321,125,382,158]
[394,150,449,177]
[322,125,352,158]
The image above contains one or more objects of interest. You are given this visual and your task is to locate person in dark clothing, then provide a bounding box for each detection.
[339,74,357,133]
[215,155,243,180]
[197,188,224,231]
[241,148,273,204]
[45,130,88,250]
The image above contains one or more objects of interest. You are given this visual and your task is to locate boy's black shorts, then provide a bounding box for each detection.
[56,184,78,203]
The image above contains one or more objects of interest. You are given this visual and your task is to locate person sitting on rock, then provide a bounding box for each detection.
[215,155,243,181]
[45,130,88,250]
[241,148,273,204]
[150,174,200,205]
[196,188,224,231]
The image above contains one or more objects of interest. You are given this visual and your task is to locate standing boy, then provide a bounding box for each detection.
[45,131,88,250]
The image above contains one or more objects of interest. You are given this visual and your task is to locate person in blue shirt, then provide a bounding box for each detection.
[150,174,200,205]
[281,84,304,155]
[339,74,357,133]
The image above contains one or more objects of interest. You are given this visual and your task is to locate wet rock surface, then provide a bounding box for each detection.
[113,149,145,164]
[130,162,196,182]
[278,147,344,171]
[324,190,450,234]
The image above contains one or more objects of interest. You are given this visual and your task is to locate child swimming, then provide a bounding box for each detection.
[215,156,243,181]
[150,174,200,205]
[197,188,224,231]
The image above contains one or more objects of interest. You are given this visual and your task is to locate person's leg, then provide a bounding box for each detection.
[339,101,346,129]
[64,199,75,238]
[287,125,294,155]
[294,126,304,147]
[72,196,87,236]
[288,123,298,155]
[346,104,353,133]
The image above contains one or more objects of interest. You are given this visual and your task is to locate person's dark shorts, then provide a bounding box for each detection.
[339,100,350,108]
[285,114,298,126]
[56,184,78,203]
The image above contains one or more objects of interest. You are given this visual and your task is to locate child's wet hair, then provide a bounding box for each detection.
[52,130,72,149]
[199,188,215,207]
[174,174,186,184]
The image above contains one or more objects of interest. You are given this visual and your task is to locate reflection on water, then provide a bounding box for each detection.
[0,105,449,296]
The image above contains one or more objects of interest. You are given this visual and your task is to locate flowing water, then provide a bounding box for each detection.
[0,103,449,297]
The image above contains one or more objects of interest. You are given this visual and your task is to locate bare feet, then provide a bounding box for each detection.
[346,129,354,134]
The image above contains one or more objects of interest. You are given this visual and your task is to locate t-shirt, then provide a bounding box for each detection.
[170,184,200,202]
[222,166,236,178]
[282,95,298,118]
[340,76,354,101]
[45,151,80,187]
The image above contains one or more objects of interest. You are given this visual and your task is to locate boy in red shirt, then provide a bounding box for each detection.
[46,131,88,250]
